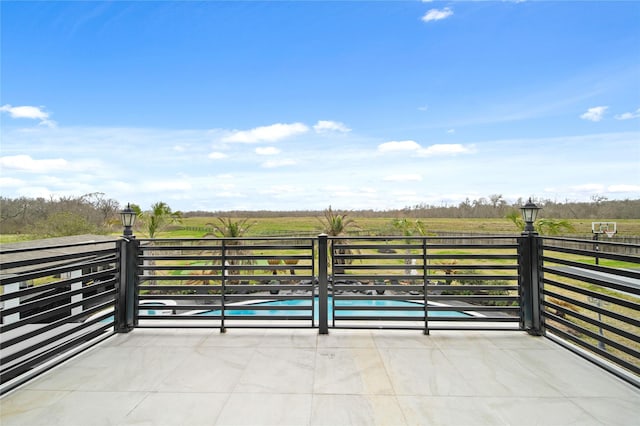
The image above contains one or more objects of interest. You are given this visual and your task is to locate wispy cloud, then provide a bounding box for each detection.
[615,108,640,120]
[570,183,605,193]
[608,184,640,192]
[313,120,351,133]
[0,155,68,173]
[418,144,475,157]
[222,122,309,143]
[580,106,608,122]
[208,152,228,160]
[378,140,421,153]
[383,174,422,182]
[0,177,25,187]
[378,140,475,157]
[261,159,297,168]
[255,147,280,155]
[0,104,56,127]
[421,7,453,23]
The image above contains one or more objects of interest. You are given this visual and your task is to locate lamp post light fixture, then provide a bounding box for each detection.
[120,203,136,238]
[520,198,541,234]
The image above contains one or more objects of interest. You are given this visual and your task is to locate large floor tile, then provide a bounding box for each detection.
[571,397,640,426]
[505,348,640,398]
[3,390,147,426]
[311,394,406,426]
[235,347,315,393]
[372,330,437,349]
[489,397,602,426]
[317,330,376,348]
[378,348,471,396]
[215,393,312,426]
[0,389,70,426]
[200,329,266,347]
[314,348,394,395]
[397,396,506,425]
[257,329,318,348]
[156,347,254,393]
[441,348,564,397]
[123,392,229,426]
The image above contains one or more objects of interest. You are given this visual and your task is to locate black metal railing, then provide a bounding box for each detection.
[0,239,119,393]
[539,236,640,383]
[330,236,520,332]
[2,233,638,392]
[134,237,316,330]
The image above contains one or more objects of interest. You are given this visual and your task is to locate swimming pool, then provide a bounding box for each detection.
[197,297,470,319]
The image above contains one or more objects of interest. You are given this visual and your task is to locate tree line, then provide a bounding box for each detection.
[1,194,638,238]
[186,195,640,220]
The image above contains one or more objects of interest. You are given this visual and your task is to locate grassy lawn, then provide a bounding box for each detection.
[149,216,640,239]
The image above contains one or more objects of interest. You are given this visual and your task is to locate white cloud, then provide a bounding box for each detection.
[580,106,608,122]
[570,183,605,193]
[258,185,299,196]
[0,177,24,187]
[447,129,455,134]
[217,191,246,198]
[417,144,475,156]
[417,105,428,111]
[208,152,228,159]
[614,108,640,120]
[383,174,423,182]
[15,186,54,199]
[0,104,56,127]
[313,120,351,133]
[608,184,640,192]
[262,159,297,168]
[0,155,68,172]
[378,140,421,152]
[377,141,474,157]
[255,147,281,155]
[221,122,309,143]
[142,180,193,192]
[421,7,453,22]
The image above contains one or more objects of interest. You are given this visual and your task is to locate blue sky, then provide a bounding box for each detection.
[1,0,639,212]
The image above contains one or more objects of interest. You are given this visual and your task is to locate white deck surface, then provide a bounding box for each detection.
[1,328,639,425]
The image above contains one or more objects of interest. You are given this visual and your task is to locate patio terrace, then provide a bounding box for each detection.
[2,327,639,425]
[1,230,638,425]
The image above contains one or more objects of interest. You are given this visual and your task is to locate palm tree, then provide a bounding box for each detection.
[207,217,254,238]
[203,217,256,282]
[318,206,358,237]
[506,211,575,235]
[139,201,182,238]
[391,218,426,275]
[136,202,181,288]
[318,206,360,274]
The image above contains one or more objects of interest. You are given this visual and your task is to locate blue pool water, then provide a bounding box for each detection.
[198,297,469,319]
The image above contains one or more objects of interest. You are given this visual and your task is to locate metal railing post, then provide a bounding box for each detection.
[116,238,138,333]
[318,234,329,334]
[519,232,543,335]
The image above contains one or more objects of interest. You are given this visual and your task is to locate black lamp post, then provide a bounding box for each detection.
[120,203,136,238]
[519,197,543,335]
[520,198,541,234]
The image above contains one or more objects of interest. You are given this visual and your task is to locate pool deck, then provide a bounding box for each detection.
[1,328,639,425]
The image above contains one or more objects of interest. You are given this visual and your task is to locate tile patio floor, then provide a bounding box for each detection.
[1,328,639,425]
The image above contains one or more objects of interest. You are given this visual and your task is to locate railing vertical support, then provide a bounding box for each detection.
[318,234,329,335]
[221,240,227,333]
[519,232,543,336]
[422,237,429,335]
[116,238,138,333]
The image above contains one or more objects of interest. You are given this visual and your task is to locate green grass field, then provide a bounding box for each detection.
[145,216,640,239]
[2,216,639,243]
